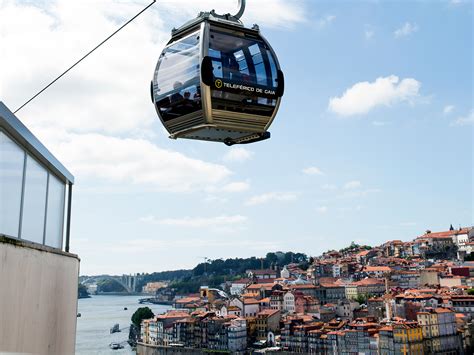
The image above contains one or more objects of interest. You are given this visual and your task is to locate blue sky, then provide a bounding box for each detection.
[0,0,472,275]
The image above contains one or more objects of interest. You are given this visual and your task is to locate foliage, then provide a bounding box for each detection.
[339,242,372,254]
[78,283,90,299]
[136,269,192,291]
[131,307,154,328]
[355,294,369,305]
[467,288,474,295]
[97,279,126,293]
[136,251,308,294]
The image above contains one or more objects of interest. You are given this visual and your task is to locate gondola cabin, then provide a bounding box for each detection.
[151,11,284,145]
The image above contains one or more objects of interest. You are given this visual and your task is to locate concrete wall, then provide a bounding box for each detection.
[0,236,80,355]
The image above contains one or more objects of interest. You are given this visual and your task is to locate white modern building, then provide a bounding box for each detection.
[0,102,79,355]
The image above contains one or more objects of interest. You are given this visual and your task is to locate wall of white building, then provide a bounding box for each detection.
[0,237,80,355]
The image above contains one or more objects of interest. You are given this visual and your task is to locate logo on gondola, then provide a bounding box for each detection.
[215,79,223,89]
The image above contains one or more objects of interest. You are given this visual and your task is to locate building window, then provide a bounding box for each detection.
[20,154,48,244]
[0,130,68,250]
[0,131,24,238]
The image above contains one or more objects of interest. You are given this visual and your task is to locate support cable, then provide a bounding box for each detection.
[14,0,156,114]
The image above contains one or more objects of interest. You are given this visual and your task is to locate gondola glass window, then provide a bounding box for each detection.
[153,30,202,122]
[209,28,278,116]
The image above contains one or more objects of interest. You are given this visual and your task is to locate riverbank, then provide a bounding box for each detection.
[76,295,171,355]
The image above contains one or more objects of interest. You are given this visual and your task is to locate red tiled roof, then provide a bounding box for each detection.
[246,283,274,290]
[364,266,391,272]
[289,284,317,289]
[418,228,470,239]
[244,298,260,305]
[175,296,200,304]
[257,309,280,317]
[231,278,250,284]
[251,269,278,275]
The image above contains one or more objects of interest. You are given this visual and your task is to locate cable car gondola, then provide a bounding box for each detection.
[151,0,284,145]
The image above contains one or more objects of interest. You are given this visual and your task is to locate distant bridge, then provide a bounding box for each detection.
[81,274,141,293]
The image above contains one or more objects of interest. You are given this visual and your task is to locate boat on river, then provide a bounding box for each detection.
[109,342,124,350]
[110,323,120,334]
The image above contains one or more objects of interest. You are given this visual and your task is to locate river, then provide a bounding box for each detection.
[76,295,171,355]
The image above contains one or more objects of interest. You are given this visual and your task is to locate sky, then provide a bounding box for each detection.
[0,0,472,275]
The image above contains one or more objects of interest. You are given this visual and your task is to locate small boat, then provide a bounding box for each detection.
[110,323,120,334]
[77,313,81,317]
[109,342,124,350]
[123,307,128,310]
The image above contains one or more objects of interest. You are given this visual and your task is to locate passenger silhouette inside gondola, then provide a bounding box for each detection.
[229,56,243,82]
[170,81,184,104]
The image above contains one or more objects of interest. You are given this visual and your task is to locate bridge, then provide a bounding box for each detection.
[80,274,142,293]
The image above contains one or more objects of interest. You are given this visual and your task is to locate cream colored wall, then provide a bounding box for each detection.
[0,237,80,355]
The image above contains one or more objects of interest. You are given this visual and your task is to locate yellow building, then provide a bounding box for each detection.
[345,284,358,300]
[417,308,460,354]
[141,319,151,344]
[393,321,424,355]
[417,311,440,353]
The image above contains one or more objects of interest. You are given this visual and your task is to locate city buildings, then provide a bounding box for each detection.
[137,225,474,354]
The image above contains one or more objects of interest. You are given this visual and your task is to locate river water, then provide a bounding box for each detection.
[76,295,171,355]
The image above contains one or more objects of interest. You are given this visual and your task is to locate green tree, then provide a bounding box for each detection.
[97,279,126,293]
[78,283,90,299]
[131,307,154,328]
[467,288,474,295]
[355,294,368,305]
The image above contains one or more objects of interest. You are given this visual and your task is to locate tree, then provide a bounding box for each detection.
[355,294,368,305]
[467,288,474,296]
[131,307,154,328]
[97,279,127,293]
[78,283,90,299]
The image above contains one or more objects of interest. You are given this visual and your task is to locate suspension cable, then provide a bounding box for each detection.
[14,0,157,114]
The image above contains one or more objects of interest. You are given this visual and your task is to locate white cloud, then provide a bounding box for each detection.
[316,15,336,28]
[338,188,381,199]
[316,206,328,214]
[303,166,324,175]
[394,22,418,38]
[41,131,231,192]
[220,181,250,192]
[372,121,390,126]
[157,0,308,29]
[205,180,250,193]
[223,147,254,163]
[109,236,278,254]
[321,184,337,190]
[141,215,247,228]
[328,75,421,116]
[245,192,298,206]
[204,195,228,204]
[344,180,361,189]
[443,105,455,114]
[451,110,474,126]
[364,24,375,40]
[0,0,305,193]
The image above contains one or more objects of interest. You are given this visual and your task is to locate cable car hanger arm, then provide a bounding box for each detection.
[209,0,246,21]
